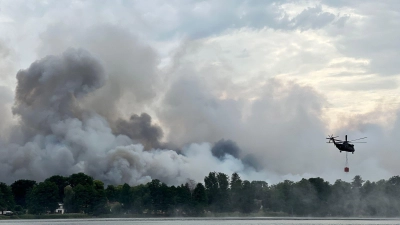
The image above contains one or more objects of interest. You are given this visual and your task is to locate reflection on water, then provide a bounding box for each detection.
[0,218,399,225]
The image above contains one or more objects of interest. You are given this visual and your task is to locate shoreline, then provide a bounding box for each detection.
[2,214,400,220]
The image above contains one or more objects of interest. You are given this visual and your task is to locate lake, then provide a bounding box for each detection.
[0,218,400,225]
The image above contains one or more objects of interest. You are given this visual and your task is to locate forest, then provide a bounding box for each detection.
[1,172,400,217]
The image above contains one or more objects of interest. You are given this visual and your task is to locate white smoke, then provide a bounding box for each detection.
[0,48,264,186]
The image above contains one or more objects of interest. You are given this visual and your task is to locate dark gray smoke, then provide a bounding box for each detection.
[114,113,163,150]
[0,48,260,186]
[38,25,160,121]
[241,154,262,171]
[211,139,240,159]
[12,48,106,141]
[211,139,261,170]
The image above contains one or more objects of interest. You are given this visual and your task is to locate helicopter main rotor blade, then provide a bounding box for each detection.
[348,141,367,143]
[348,137,367,142]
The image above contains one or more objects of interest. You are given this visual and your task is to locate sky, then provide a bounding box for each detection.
[0,0,400,186]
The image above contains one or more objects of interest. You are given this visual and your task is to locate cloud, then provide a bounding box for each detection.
[291,5,336,30]
[321,1,400,76]
[2,1,400,186]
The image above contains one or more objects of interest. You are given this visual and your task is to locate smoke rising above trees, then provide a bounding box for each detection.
[0,39,398,186]
[1,20,400,186]
[0,47,271,185]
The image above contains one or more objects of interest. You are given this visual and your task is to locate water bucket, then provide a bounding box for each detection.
[344,167,349,172]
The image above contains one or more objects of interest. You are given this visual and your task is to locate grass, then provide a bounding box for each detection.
[0,211,289,220]
[7,213,91,219]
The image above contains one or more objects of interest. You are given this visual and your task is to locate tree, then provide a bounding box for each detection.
[327,179,352,216]
[352,175,364,189]
[239,180,256,213]
[147,179,173,214]
[290,179,317,216]
[230,172,242,212]
[216,172,230,212]
[119,183,133,212]
[72,184,95,214]
[28,181,59,214]
[105,185,119,203]
[131,184,148,214]
[45,175,69,203]
[91,180,108,215]
[11,179,36,209]
[308,177,331,216]
[63,185,75,213]
[192,183,207,215]
[0,183,15,213]
[69,173,94,187]
[175,183,192,215]
[204,172,219,211]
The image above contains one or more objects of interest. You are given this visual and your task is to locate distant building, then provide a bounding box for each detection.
[55,203,64,214]
[0,211,13,215]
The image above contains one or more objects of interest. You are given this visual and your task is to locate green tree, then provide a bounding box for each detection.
[327,179,352,216]
[239,180,256,213]
[131,184,148,214]
[91,180,108,215]
[28,181,59,214]
[204,172,219,211]
[72,184,95,213]
[63,185,75,213]
[147,179,173,214]
[0,183,15,213]
[352,175,364,189]
[45,175,69,203]
[276,180,294,214]
[192,183,207,215]
[119,183,133,212]
[175,183,193,215]
[105,185,119,203]
[69,173,94,187]
[216,172,230,212]
[290,179,317,216]
[230,172,242,212]
[10,179,36,209]
[308,177,331,216]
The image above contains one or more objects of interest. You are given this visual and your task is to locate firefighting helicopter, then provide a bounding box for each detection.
[326,134,367,154]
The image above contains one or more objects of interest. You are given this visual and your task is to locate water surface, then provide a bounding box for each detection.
[0,218,399,225]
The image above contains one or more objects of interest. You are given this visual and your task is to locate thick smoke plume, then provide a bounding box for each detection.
[2,26,399,186]
[12,48,106,141]
[211,139,240,159]
[113,113,163,150]
[0,48,260,186]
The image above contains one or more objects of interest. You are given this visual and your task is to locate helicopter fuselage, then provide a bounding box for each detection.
[334,141,355,153]
[327,135,366,154]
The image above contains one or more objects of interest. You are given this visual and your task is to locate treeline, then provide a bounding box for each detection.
[1,172,400,217]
